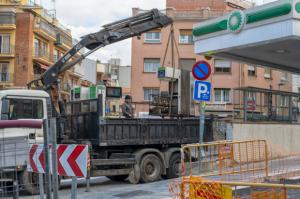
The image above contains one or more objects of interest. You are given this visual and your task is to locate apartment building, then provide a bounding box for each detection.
[0,0,91,101]
[131,0,292,116]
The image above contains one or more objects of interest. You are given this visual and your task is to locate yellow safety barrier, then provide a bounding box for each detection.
[169,139,300,199]
[181,140,268,181]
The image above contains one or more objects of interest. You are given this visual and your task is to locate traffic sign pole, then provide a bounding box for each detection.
[192,60,212,144]
[199,101,205,143]
[43,119,52,199]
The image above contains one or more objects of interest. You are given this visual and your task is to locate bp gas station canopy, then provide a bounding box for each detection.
[193,0,300,74]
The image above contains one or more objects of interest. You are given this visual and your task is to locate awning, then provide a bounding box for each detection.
[193,0,300,73]
[34,61,49,70]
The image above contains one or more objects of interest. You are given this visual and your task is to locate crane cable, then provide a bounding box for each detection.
[161,24,182,117]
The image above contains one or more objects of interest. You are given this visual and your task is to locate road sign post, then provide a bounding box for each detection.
[192,61,212,144]
[43,119,52,199]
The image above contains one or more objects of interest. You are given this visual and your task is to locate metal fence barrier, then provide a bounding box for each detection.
[0,120,45,198]
[170,139,300,199]
[181,140,268,182]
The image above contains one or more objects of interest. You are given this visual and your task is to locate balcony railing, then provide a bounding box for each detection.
[33,50,51,62]
[0,12,16,25]
[0,45,15,55]
[0,73,13,83]
[55,32,72,47]
[34,19,56,38]
[0,0,18,4]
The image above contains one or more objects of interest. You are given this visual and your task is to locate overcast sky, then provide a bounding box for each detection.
[38,0,276,65]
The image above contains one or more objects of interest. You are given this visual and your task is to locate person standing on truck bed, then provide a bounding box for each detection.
[122,95,134,118]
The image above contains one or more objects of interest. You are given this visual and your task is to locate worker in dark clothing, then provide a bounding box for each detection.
[122,95,134,118]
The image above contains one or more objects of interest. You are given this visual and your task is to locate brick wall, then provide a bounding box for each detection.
[15,12,34,87]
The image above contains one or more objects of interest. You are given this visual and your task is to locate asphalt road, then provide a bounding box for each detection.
[20,177,173,199]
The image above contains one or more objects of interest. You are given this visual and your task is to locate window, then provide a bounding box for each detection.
[144,88,159,101]
[214,89,230,103]
[280,96,288,107]
[179,29,193,44]
[144,31,161,43]
[179,58,196,71]
[34,38,48,58]
[144,58,160,73]
[3,98,43,120]
[248,65,256,76]
[281,72,288,81]
[214,59,231,73]
[0,62,9,82]
[0,34,10,54]
[264,67,272,79]
[247,91,256,101]
[54,49,59,62]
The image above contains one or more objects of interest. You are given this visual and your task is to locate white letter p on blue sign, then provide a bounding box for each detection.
[193,81,211,101]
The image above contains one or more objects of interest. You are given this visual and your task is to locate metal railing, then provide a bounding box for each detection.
[0,0,18,4]
[0,45,15,55]
[181,140,268,181]
[33,50,51,62]
[233,87,300,123]
[0,12,16,25]
[169,139,300,199]
[0,73,13,83]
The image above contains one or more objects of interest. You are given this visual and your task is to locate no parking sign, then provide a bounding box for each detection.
[192,61,211,81]
[192,61,212,102]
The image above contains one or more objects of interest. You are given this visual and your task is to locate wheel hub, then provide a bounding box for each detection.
[145,163,155,175]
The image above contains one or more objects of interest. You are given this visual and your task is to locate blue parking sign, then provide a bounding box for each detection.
[193,81,211,101]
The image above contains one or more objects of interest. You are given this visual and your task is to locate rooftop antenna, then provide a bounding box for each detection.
[52,0,56,19]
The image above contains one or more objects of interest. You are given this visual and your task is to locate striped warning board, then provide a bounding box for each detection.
[28,144,88,177]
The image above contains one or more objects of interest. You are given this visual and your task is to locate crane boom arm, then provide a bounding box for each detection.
[29,9,172,89]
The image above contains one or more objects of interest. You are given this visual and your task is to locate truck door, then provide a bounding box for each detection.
[0,96,47,143]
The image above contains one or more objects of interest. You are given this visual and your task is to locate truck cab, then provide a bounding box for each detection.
[0,89,50,144]
[0,89,51,194]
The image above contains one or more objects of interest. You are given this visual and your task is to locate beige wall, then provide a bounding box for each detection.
[131,0,292,115]
[232,123,300,157]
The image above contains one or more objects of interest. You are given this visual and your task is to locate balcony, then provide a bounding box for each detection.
[0,12,16,28]
[0,0,18,5]
[55,32,72,48]
[0,45,15,58]
[0,73,13,83]
[33,50,52,64]
[34,19,56,39]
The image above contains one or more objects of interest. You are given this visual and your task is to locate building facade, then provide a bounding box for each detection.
[0,0,95,100]
[131,0,292,116]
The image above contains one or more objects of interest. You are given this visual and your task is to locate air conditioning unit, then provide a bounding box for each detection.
[157,67,180,81]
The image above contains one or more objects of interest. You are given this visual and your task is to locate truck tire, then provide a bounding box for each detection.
[19,170,40,195]
[166,153,181,179]
[140,154,162,183]
[128,164,141,184]
[106,175,128,181]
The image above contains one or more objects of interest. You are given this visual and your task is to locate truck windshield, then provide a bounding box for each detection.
[4,98,44,120]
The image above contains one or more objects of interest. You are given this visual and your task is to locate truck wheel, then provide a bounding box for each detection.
[140,154,162,183]
[19,170,40,195]
[167,153,181,179]
[106,175,128,181]
[128,164,141,184]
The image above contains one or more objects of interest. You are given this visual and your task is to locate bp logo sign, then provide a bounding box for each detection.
[228,10,246,33]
